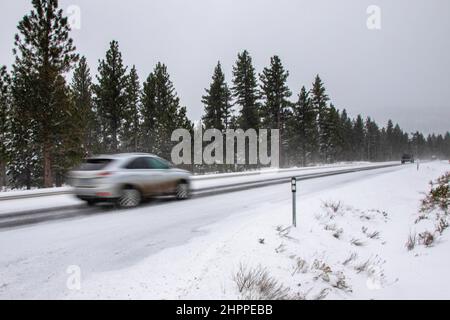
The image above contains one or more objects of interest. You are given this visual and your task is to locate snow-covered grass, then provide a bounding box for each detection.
[62,161,449,300]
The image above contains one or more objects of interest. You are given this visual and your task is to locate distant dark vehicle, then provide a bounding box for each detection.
[401,154,415,164]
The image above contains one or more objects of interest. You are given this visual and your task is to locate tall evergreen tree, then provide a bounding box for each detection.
[321,104,343,162]
[352,115,366,161]
[94,40,128,153]
[71,56,99,156]
[141,63,192,160]
[52,75,84,186]
[10,0,79,188]
[259,56,292,167]
[385,120,394,160]
[340,109,354,161]
[259,56,291,129]
[0,66,10,188]
[232,50,260,130]
[310,75,330,162]
[287,86,318,166]
[8,62,41,189]
[365,117,381,161]
[444,132,450,158]
[202,62,232,131]
[122,65,141,152]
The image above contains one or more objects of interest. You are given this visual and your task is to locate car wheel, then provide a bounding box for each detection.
[118,187,142,208]
[176,181,190,200]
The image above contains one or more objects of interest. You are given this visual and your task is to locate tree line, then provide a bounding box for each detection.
[0,0,449,189]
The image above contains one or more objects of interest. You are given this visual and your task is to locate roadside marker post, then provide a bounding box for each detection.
[291,177,297,227]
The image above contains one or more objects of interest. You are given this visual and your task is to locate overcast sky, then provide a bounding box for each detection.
[1,0,449,135]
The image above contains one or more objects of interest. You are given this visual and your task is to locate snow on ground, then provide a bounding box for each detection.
[65,161,449,300]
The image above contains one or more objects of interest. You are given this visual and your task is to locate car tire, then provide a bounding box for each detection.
[176,181,190,200]
[118,186,142,208]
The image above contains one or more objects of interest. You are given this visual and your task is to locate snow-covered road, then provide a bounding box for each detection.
[0,163,446,300]
[0,162,396,216]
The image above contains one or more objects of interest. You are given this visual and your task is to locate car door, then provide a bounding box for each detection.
[124,157,155,197]
[146,157,177,194]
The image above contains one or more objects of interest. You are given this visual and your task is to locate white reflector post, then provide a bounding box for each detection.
[291,177,297,227]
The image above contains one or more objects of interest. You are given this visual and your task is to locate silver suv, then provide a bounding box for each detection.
[68,153,191,208]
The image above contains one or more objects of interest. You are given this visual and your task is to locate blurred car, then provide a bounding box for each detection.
[68,153,191,208]
[401,154,415,164]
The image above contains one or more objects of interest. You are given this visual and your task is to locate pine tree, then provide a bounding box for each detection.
[0,66,10,188]
[8,65,42,189]
[444,132,450,158]
[53,75,85,186]
[71,56,99,156]
[365,117,381,161]
[310,75,330,162]
[410,131,426,159]
[321,104,343,163]
[352,115,366,161]
[141,63,192,160]
[11,0,79,188]
[340,109,354,161]
[392,124,406,159]
[259,56,292,167]
[232,50,260,130]
[122,66,141,152]
[94,40,128,153]
[385,120,394,160]
[287,86,318,166]
[202,62,232,131]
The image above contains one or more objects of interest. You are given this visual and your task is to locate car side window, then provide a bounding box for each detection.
[125,157,151,170]
[147,157,170,170]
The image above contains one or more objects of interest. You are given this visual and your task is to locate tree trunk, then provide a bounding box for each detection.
[43,143,53,188]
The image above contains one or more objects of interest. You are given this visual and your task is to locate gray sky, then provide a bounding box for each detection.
[1,0,449,135]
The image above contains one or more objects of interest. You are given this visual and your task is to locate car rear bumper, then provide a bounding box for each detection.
[73,185,121,200]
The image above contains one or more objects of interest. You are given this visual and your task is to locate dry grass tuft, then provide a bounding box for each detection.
[233,264,291,300]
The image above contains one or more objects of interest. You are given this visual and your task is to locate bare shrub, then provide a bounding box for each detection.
[354,259,371,274]
[406,232,417,251]
[415,215,428,224]
[323,201,342,215]
[275,243,286,254]
[233,264,291,300]
[421,172,449,213]
[313,288,331,300]
[276,226,291,239]
[350,238,365,247]
[333,228,344,239]
[311,259,333,283]
[418,231,435,247]
[342,252,358,266]
[435,218,449,235]
[292,257,309,275]
[332,271,352,293]
[367,230,380,240]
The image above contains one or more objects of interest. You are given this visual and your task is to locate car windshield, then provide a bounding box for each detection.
[76,159,113,171]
